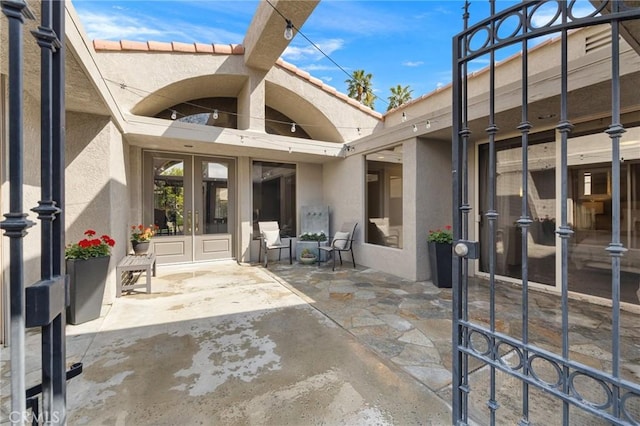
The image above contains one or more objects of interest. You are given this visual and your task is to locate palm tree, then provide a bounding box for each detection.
[345,69,375,109]
[387,84,413,111]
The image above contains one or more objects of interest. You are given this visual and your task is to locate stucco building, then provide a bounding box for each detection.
[1,0,639,343]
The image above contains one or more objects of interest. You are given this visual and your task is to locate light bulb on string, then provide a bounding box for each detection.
[357,127,361,136]
[402,112,407,122]
[284,20,294,41]
[425,120,431,129]
[290,123,296,133]
[212,109,219,120]
[412,124,418,132]
[170,110,177,120]
[288,147,292,154]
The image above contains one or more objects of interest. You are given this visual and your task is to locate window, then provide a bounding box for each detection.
[252,161,296,237]
[366,145,403,248]
[478,127,640,305]
[479,139,556,286]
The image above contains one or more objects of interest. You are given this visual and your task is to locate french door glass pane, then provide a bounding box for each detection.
[202,161,228,234]
[153,158,184,236]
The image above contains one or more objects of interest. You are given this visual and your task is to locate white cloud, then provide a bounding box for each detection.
[76,10,244,43]
[529,3,597,29]
[301,64,343,72]
[282,39,344,62]
[321,76,333,83]
[402,61,424,67]
[470,58,490,65]
[78,12,164,40]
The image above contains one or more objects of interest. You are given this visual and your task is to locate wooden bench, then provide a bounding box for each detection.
[116,253,156,297]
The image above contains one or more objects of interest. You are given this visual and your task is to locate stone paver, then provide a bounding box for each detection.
[267,261,640,424]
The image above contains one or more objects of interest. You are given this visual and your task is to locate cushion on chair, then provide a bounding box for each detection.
[333,231,350,249]
[263,230,282,247]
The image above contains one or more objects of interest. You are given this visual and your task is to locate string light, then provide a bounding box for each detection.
[288,146,293,153]
[110,76,437,136]
[264,0,390,110]
[284,19,294,41]
[108,77,382,133]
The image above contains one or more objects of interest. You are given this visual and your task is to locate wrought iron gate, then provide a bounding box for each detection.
[2,1,80,424]
[452,1,640,425]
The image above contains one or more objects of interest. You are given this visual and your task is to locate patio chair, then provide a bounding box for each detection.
[258,221,292,267]
[319,222,357,271]
[154,208,171,235]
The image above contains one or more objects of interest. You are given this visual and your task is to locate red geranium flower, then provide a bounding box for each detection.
[65,229,116,260]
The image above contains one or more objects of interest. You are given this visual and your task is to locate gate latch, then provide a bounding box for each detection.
[454,240,479,259]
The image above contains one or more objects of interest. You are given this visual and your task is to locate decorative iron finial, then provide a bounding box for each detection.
[463,1,470,29]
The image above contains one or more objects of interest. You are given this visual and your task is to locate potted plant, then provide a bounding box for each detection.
[65,229,116,325]
[299,231,327,242]
[299,248,317,265]
[130,224,158,255]
[427,225,453,288]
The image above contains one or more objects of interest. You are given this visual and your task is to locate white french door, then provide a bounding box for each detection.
[143,151,235,264]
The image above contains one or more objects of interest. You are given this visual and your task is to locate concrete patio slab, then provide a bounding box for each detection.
[1,262,451,425]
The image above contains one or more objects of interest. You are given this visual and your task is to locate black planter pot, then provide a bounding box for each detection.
[428,242,453,288]
[66,256,110,325]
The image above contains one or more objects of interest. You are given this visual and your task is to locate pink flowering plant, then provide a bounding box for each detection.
[65,229,116,260]
[428,225,453,244]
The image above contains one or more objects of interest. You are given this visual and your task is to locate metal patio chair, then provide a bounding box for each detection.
[258,221,292,267]
[319,222,358,271]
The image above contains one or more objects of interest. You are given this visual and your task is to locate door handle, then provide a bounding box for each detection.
[187,210,192,233]
[195,211,199,232]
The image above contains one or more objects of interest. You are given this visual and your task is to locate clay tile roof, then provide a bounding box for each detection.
[230,44,245,54]
[171,42,196,53]
[93,40,121,51]
[147,41,172,52]
[194,43,214,53]
[120,40,149,51]
[93,40,246,56]
[213,44,232,54]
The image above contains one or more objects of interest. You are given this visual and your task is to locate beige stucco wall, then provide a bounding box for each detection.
[322,138,418,281]
[66,113,129,304]
[321,134,453,282]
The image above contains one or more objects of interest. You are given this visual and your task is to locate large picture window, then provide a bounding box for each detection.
[478,128,640,305]
[366,145,403,248]
[252,161,296,237]
[479,137,557,286]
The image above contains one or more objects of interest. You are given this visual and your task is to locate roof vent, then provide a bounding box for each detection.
[585,29,611,53]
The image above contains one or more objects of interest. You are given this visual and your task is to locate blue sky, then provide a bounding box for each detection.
[71,1,595,112]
